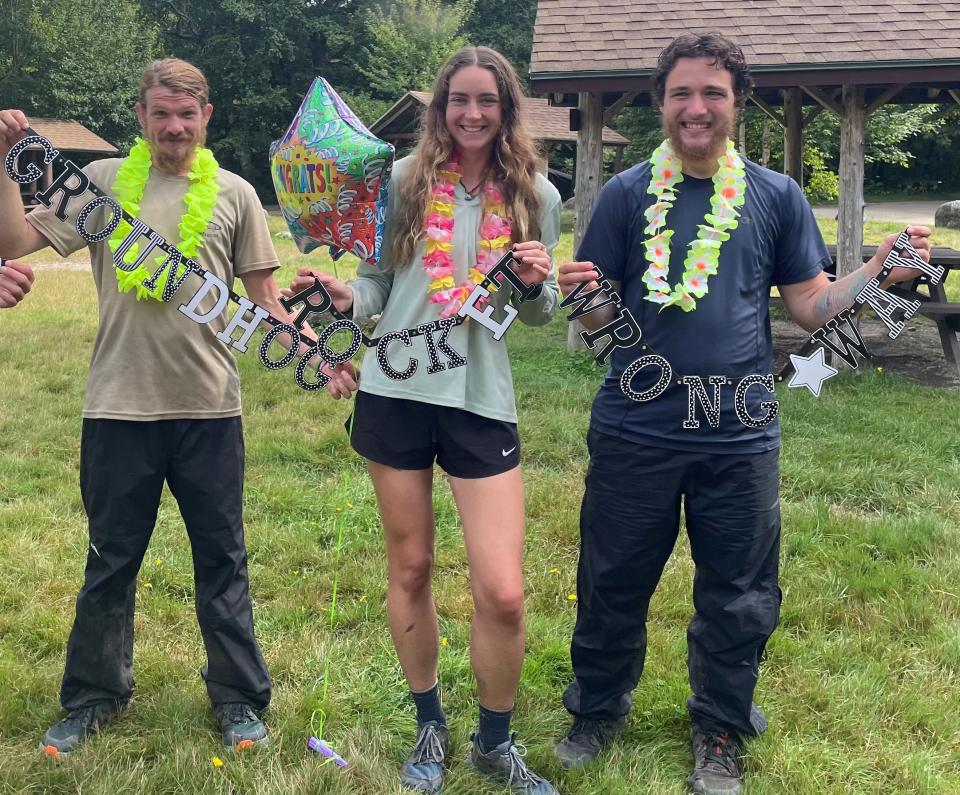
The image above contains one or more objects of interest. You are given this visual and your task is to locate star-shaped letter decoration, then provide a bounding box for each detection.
[787,347,839,397]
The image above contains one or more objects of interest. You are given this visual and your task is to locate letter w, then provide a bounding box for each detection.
[559,278,619,321]
[811,311,869,368]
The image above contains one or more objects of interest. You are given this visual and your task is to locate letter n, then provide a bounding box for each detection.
[682,376,725,429]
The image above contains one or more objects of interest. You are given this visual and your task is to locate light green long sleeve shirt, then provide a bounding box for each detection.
[350,156,562,423]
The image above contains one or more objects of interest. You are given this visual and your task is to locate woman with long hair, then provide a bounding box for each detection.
[291,46,560,794]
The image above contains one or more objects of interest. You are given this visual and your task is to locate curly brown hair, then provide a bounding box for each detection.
[652,33,754,110]
[388,46,542,270]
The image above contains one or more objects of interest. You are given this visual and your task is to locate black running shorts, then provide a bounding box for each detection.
[348,391,521,478]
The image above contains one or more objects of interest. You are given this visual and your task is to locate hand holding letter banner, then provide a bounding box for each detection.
[779,228,941,395]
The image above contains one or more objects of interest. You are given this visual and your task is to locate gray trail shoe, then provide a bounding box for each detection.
[215,702,268,749]
[467,732,559,794]
[687,724,743,795]
[400,721,449,793]
[554,715,626,769]
[40,700,125,760]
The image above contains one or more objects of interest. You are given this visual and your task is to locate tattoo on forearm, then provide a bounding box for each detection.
[813,269,871,324]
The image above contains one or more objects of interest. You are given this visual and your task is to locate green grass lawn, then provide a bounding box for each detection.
[0,226,958,794]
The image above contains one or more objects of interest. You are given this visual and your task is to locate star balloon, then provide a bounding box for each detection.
[270,78,395,266]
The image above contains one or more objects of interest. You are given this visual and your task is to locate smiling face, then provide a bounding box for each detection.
[135,87,213,175]
[661,57,737,169]
[444,65,502,162]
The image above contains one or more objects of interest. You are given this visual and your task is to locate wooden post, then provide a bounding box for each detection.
[573,91,603,248]
[569,91,604,350]
[761,118,771,167]
[782,87,803,187]
[837,85,866,277]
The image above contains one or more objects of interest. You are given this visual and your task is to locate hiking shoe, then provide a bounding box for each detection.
[39,700,125,759]
[554,715,626,769]
[215,702,267,749]
[467,732,558,794]
[400,721,449,793]
[687,724,743,795]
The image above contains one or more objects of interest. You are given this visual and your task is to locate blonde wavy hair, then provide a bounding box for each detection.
[389,46,543,269]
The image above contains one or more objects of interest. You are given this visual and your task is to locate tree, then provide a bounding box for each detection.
[462,0,538,82]
[0,0,158,150]
[609,106,664,170]
[359,0,473,97]
[343,0,474,125]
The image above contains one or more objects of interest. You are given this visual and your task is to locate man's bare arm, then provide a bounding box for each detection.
[781,227,933,332]
[0,109,54,258]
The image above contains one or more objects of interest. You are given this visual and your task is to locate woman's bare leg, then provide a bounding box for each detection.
[368,460,439,692]
[448,467,526,710]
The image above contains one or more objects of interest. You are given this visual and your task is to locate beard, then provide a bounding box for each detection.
[143,126,207,174]
[662,113,735,164]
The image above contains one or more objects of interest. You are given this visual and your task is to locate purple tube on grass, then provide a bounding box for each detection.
[307,736,349,768]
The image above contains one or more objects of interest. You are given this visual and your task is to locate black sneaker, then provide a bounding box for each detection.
[400,721,449,793]
[39,700,125,759]
[467,732,559,794]
[687,724,743,795]
[553,715,626,769]
[214,702,267,749]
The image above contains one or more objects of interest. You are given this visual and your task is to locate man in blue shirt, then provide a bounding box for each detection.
[553,33,931,795]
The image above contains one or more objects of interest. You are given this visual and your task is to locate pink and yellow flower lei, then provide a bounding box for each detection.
[422,154,512,318]
[642,139,746,312]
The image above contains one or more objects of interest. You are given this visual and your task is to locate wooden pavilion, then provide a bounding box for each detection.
[529,0,960,274]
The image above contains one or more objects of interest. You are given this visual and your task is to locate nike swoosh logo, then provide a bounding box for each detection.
[502,446,517,456]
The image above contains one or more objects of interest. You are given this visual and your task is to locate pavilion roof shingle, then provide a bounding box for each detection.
[27,118,117,153]
[531,0,960,78]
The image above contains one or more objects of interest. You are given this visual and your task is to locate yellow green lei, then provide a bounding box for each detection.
[642,139,746,312]
[108,137,220,301]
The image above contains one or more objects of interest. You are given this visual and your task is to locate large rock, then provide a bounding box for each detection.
[934,200,960,230]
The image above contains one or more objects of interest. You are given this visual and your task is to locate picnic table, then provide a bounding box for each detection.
[826,244,960,378]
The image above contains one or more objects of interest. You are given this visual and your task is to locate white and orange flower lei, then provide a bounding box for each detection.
[642,139,746,312]
[422,154,512,318]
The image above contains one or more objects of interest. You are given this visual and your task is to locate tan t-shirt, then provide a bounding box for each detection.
[28,158,279,420]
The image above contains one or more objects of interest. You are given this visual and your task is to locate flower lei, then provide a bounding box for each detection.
[642,139,746,312]
[422,154,512,318]
[108,137,220,301]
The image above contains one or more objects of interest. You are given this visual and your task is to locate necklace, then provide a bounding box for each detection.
[422,154,512,318]
[460,176,484,199]
[108,137,220,302]
[642,139,746,312]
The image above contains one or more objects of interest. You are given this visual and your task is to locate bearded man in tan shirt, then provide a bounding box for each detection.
[0,58,293,758]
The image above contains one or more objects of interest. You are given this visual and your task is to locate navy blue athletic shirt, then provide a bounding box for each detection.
[578,158,831,453]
